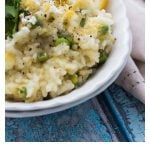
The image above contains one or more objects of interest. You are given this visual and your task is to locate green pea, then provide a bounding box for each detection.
[19,87,27,98]
[80,18,86,27]
[99,50,108,64]
[37,52,49,63]
[99,25,109,35]
[57,33,74,46]
[55,37,70,46]
[70,75,79,86]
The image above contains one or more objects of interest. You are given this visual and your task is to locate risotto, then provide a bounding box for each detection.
[5,0,115,102]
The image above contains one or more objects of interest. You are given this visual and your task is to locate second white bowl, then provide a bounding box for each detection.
[6,0,132,117]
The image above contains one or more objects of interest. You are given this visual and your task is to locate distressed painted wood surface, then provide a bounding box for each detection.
[5,84,145,142]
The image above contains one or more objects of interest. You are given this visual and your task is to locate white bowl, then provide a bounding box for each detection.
[6,0,132,118]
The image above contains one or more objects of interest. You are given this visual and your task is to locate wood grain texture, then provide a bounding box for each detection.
[5,84,145,142]
[108,85,145,142]
[6,99,113,142]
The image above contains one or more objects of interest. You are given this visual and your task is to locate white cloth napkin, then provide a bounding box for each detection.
[116,0,145,103]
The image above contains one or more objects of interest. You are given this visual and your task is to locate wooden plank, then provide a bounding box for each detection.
[6,99,113,142]
[108,85,145,142]
[5,85,145,142]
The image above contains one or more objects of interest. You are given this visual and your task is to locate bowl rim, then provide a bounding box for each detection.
[5,0,132,113]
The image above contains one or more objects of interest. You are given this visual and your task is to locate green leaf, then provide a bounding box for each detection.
[6,0,14,6]
[5,18,16,37]
[5,0,21,38]
[5,6,17,18]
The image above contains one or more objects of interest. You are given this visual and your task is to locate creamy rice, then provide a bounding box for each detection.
[5,0,115,102]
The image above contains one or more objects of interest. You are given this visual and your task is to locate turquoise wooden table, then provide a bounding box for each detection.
[5,84,145,142]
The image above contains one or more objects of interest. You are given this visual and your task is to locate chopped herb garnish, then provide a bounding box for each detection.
[80,18,86,27]
[99,25,109,35]
[99,49,108,64]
